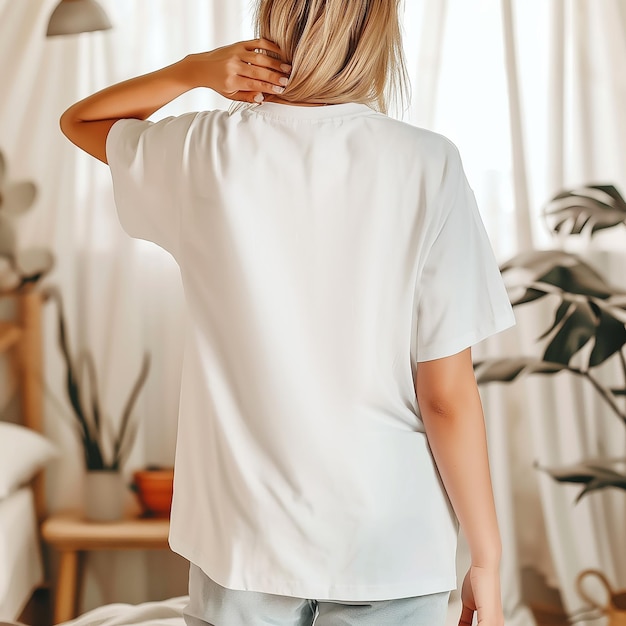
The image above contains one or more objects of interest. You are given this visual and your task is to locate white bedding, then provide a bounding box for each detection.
[62,596,188,626]
[0,487,44,621]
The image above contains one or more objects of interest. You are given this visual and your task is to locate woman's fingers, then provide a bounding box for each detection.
[238,63,289,91]
[232,53,290,97]
[209,38,289,102]
[243,51,291,75]
[227,75,284,96]
[232,91,265,104]
[458,605,474,625]
[244,37,284,58]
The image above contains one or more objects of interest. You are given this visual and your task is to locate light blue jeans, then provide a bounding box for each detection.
[183,563,450,626]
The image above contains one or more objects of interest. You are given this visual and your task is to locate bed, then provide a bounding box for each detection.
[0,488,45,622]
[58,596,188,626]
[0,290,54,624]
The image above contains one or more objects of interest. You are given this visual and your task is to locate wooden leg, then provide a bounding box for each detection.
[75,551,86,617]
[54,550,79,624]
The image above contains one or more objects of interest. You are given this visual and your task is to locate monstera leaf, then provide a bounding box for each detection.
[543,185,626,236]
[540,460,626,502]
[474,357,567,384]
[501,250,623,306]
[537,296,626,367]
[498,251,626,367]
[481,184,626,503]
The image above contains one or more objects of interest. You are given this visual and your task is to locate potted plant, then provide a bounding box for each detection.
[474,184,626,500]
[45,286,151,521]
[0,148,54,290]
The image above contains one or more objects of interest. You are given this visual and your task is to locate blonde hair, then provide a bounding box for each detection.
[254,0,409,114]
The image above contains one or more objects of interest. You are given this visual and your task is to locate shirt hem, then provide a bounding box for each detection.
[417,310,516,362]
[170,539,457,601]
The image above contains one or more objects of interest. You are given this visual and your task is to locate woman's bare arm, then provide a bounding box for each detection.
[60,39,291,163]
[415,347,504,626]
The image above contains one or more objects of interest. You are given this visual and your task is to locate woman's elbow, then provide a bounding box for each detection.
[58,112,111,163]
[59,109,79,142]
[415,349,481,418]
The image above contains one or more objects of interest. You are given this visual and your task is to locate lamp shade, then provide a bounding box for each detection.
[46,0,112,37]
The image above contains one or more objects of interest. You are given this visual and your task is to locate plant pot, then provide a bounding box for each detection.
[132,468,174,518]
[84,470,125,522]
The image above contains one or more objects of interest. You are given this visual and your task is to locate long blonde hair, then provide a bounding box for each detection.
[254,0,409,114]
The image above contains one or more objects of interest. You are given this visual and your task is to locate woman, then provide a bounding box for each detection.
[61,1,514,625]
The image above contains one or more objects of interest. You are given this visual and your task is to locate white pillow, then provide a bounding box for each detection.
[0,423,59,499]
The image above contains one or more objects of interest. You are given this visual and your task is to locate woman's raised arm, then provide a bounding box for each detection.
[60,39,291,163]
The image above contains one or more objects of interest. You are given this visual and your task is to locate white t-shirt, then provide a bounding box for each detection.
[106,101,515,601]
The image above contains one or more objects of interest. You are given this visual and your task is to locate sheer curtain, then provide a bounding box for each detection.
[414,2,626,625]
[0,0,255,608]
[2,0,625,621]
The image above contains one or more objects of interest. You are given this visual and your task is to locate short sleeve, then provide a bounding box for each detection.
[105,113,199,257]
[415,144,516,362]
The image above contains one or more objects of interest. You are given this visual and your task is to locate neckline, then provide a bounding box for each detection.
[249,102,374,120]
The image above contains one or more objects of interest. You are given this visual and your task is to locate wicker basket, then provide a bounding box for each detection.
[577,570,626,626]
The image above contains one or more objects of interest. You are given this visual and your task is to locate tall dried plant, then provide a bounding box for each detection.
[45,286,150,471]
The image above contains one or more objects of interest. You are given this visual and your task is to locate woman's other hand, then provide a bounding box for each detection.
[459,565,504,626]
[183,39,291,103]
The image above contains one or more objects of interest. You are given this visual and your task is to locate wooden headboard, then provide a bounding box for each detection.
[0,288,45,520]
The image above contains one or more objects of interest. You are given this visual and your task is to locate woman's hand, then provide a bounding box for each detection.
[459,565,504,626]
[183,38,292,103]
[61,38,291,163]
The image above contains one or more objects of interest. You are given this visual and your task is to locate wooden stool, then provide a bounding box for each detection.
[42,511,170,624]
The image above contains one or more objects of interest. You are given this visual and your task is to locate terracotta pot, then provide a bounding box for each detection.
[132,468,174,518]
[577,569,626,626]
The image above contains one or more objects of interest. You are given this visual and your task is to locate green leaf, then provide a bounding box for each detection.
[540,460,626,503]
[589,309,626,367]
[500,250,623,301]
[511,288,548,306]
[589,184,626,210]
[474,357,567,384]
[538,263,616,299]
[542,302,596,364]
[45,286,107,470]
[576,478,626,501]
[538,300,571,341]
[501,250,564,281]
[601,296,626,325]
[112,353,150,467]
[543,185,626,236]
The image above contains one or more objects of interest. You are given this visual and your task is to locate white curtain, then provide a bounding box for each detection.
[0,0,255,609]
[414,2,626,625]
[2,0,626,622]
